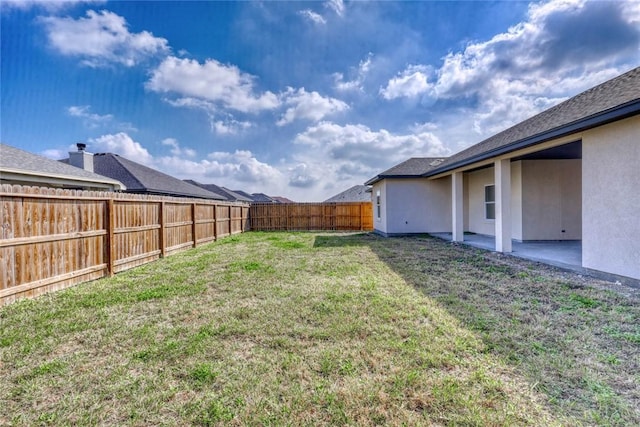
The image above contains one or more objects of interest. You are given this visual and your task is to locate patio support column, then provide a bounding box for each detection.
[495,159,512,252]
[452,171,464,242]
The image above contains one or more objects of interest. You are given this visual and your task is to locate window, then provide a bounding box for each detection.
[376,190,381,219]
[485,185,495,220]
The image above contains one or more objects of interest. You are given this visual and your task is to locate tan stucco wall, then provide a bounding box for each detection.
[582,115,640,280]
[521,159,581,240]
[383,177,452,234]
[372,181,387,234]
[511,161,523,241]
[466,167,496,236]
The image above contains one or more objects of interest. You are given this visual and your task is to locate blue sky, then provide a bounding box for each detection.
[2,0,638,201]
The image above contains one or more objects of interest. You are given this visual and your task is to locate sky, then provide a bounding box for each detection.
[1,0,639,201]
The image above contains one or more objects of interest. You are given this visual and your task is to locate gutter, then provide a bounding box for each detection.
[423,98,640,178]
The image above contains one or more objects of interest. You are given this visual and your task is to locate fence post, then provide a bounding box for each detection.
[191,202,197,248]
[213,204,218,241]
[107,198,115,276]
[159,201,166,258]
[228,205,232,235]
[360,203,364,231]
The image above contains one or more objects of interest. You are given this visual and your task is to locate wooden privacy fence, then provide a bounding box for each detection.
[250,202,373,231]
[0,185,249,306]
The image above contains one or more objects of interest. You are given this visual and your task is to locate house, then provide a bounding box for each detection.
[324,185,373,203]
[62,146,224,200]
[271,196,295,204]
[366,66,640,282]
[0,143,125,191]
[184,180,252,202]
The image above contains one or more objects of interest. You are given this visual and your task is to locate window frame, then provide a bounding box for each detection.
[484,184,495,221]
[376,190,381,220]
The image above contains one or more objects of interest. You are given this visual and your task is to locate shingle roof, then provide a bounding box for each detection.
[365,157,447,185]
[184,180,252,202]
[426,66,640,176]
[83,154,225,199]
[250,193,277,203]
[271,196,295,203]
[324,185,372,202]
[0,143,124,189]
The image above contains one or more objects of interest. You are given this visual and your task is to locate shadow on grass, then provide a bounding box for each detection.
[313,232,640,426]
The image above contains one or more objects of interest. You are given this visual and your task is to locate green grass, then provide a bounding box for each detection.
[1,232,638,426]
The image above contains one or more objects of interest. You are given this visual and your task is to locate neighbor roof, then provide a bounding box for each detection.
[0,144,125,190]
[365,157,447,185]
[324,185,372,202]
[425,66,640,177]
[184,180,251,202]
[68,153,225,199]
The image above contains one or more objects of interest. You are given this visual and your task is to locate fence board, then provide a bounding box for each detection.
[0,184,248,306]
[250,202,373,232]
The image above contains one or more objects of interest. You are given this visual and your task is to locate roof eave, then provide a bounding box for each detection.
[365,174,427,185]
[0,168,126,190]
[423,98,640,178]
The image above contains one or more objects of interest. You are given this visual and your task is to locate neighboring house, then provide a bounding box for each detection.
[250,192,278,203]
[184,180,252,202]
[0,143,125,191]
[324,184,373,203]
[61,147,224,199]
[271,196,295,204]
[366,66,640,281]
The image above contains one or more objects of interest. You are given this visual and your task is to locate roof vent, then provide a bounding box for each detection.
[77,142,87,152]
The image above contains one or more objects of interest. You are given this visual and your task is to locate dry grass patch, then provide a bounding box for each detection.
[1,232,636,425]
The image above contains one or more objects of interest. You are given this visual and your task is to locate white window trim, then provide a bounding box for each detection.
[484,184,495,221]
[376,190,381,220]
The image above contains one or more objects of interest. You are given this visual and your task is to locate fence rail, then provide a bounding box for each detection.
[0,185,249,306]
[250,202,373,231]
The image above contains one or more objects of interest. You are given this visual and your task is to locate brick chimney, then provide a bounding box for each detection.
[69,142,94,172]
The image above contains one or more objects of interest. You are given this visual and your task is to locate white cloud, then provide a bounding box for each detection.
[291,121,450,190]
[325,0,345,17]
[381,0,639,142]
[67,105,113,128]
[334,54,373,92]
[161,138,196,157]
[277,88,349,126]
[88,132,154,165]
[299,9,326,25]
[288,163,317,188]
[379,65,431,100]
[40,10,169,67]
[147,56,279,113]
[204,150,283,183]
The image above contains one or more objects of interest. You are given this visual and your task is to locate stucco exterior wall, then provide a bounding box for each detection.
[383,177,452,234]
[466,167,496,236]
[521,159,581,240]
[582,116,640,280]
[372,181,388,234]
[511,161,523,241]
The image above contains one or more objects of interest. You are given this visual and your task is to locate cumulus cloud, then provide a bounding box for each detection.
[147,56,279,113]
[277,88,349,126]
[67,105,113,128]
[334,53,373,92]
[299,9,326,25]
[205,150,283,183]
[379,65,431,100]
[40,10,169,67]
[288,163,317,188]
[161,138,196,157]
[88,132,154,165]
[292,121,450,189]
[381,0,639,141]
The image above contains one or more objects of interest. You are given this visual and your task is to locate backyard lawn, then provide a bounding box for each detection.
[1,232,638,426]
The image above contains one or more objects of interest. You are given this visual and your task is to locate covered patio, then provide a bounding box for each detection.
[430,232,582,272]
